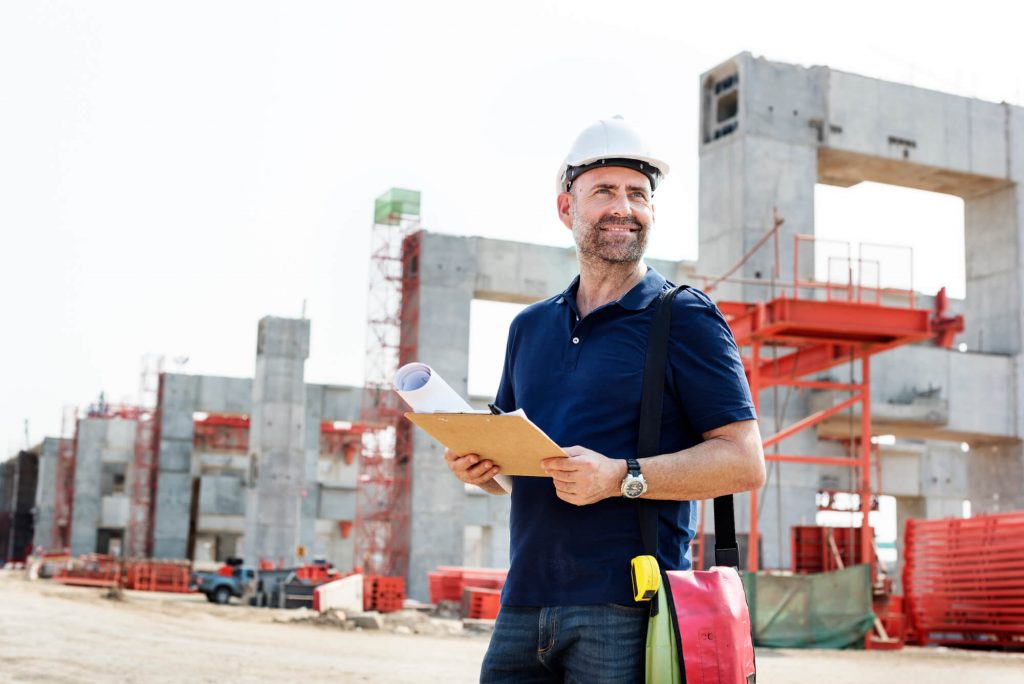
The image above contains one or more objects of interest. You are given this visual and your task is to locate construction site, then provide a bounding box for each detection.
[3,52,1024,681]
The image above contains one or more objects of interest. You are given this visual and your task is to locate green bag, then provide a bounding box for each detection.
[645,572,682,684]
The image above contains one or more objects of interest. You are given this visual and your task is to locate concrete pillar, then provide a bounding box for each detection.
[698,55,826,301]
[152,373,199,559]
[302,384,325,560]
[69,419,104,555]
[968,441,1024,514]
[405,234,477,601]
[243,317,310,567]
[965,185,1021,354]
[893,495,925,594]
[32,438,60,551]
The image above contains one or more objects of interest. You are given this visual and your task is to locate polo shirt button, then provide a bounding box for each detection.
[572,337,580,344]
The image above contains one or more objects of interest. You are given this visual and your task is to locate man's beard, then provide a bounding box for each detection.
[571,208,650,264]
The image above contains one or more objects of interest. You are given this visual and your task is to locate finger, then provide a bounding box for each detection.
[471,467,500,484]
[551,480,577,494]
[561,445,590,458]
[542,456,577,471]
[453,454,482,471]
[466,461,496,478]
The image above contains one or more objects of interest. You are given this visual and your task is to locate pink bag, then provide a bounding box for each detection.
[665,567,756,684]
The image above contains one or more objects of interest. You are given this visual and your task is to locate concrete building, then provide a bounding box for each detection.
[20,54,1024,600]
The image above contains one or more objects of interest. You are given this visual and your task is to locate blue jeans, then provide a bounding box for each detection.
[480,604,648,683]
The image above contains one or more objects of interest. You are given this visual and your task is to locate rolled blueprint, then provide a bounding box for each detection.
[393,362,513,492]
[393,362,474,412]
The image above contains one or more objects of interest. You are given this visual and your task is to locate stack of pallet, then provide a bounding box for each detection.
[903,511,1024,648]
[123,560,191,593]
[363,575,405,613]
[427,566,507,604]
[53,553,121,588]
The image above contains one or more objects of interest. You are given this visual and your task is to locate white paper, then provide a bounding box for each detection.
[393,362,513,493]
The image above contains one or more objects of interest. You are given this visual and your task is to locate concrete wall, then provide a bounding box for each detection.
[242,317,311,567]
[68,418,135,555]
[32,438,60,551]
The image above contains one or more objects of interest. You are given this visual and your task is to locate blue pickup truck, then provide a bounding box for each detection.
[190,565,256,604]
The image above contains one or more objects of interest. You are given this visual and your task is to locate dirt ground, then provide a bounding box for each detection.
[2,571,1022,683]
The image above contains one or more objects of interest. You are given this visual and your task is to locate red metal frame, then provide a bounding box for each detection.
[52,407,78,551]
[702,228,963,580]
[193,413,251,453]
[125,364,163,559]
[355,200,421,577]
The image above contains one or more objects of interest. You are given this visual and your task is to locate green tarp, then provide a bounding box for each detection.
[374,188,421,225]
[742,564,876,649]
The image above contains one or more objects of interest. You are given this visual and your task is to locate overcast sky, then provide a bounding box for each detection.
[2,1,1021,456]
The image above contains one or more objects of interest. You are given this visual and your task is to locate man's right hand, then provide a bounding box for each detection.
[444,449,500,486]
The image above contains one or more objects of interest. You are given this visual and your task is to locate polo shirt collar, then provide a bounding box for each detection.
[556,265,668,311]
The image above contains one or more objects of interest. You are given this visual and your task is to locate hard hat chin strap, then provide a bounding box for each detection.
[565,157,662,193]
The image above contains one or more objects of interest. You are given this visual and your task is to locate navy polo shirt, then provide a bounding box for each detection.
[494,266,756,606]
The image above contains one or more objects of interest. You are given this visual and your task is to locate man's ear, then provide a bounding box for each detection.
[557,191,573,230]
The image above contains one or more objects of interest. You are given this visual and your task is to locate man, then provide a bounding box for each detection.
[445,117,765,682]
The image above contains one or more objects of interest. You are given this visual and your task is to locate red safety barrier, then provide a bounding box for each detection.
[53,554,121,588]
[364,575,405,613]
[294,564,334,582]
[903,511,1024,649]
[427,566,507,604]
[791,525,873,574]
[465,587,501,620]
[124,561,192,593]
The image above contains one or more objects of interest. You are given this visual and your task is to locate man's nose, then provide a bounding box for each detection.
[608,191,632,216]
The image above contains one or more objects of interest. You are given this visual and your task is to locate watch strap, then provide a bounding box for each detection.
[626,457,641,477]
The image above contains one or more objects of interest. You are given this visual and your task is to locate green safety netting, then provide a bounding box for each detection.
[374,188,421,224]
[742,564,876,649]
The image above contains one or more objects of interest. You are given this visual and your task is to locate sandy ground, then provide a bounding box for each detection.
[2,570,1023,683]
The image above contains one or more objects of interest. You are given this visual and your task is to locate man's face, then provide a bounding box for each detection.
[558,166,654,265]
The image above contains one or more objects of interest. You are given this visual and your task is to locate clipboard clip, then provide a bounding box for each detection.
[487,403,505,415]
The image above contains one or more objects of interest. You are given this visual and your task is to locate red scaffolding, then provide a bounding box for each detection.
[125,358,163,559]
[355,188,422,577]
[51,406,78,551]
[698,220,963,579]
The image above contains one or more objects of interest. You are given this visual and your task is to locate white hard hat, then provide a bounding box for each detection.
[556,116,669,194]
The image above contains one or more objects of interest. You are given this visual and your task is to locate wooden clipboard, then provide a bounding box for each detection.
[404,412,567,477]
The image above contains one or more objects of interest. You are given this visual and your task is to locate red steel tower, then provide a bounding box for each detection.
[355,188,422,576]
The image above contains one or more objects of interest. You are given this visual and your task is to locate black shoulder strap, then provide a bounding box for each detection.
[637,284,740,569]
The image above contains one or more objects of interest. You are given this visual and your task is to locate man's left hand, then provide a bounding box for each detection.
[542,446,626,506]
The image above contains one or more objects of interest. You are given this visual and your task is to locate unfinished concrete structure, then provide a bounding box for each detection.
[696,53,1023,576]
[402,53,1023,593]
[22,54,1023,601]
[69,418,135,555]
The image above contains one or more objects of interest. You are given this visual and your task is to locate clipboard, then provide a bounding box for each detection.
[404,412,567,477]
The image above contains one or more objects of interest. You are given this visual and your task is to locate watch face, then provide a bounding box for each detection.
[624,478,645,498]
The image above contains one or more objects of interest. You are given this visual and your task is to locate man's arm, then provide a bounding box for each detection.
[542,419,765,506]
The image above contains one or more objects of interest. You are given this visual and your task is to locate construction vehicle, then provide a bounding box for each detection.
[190,561,255,605]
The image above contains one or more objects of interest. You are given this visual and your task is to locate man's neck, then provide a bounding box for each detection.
[575,259,647,318]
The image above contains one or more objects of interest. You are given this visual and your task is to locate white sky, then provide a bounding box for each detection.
[2,1,1022,456]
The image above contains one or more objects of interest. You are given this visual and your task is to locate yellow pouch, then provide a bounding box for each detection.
[631,554,660,601]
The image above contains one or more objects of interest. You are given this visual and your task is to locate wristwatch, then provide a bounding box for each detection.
[620,458,648,499]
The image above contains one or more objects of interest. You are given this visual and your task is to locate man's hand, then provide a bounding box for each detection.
[542,446,627,506]
[444,449,500,486]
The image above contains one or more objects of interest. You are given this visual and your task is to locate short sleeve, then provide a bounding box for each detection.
[493,316,518,412]
[667,289,757,435]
